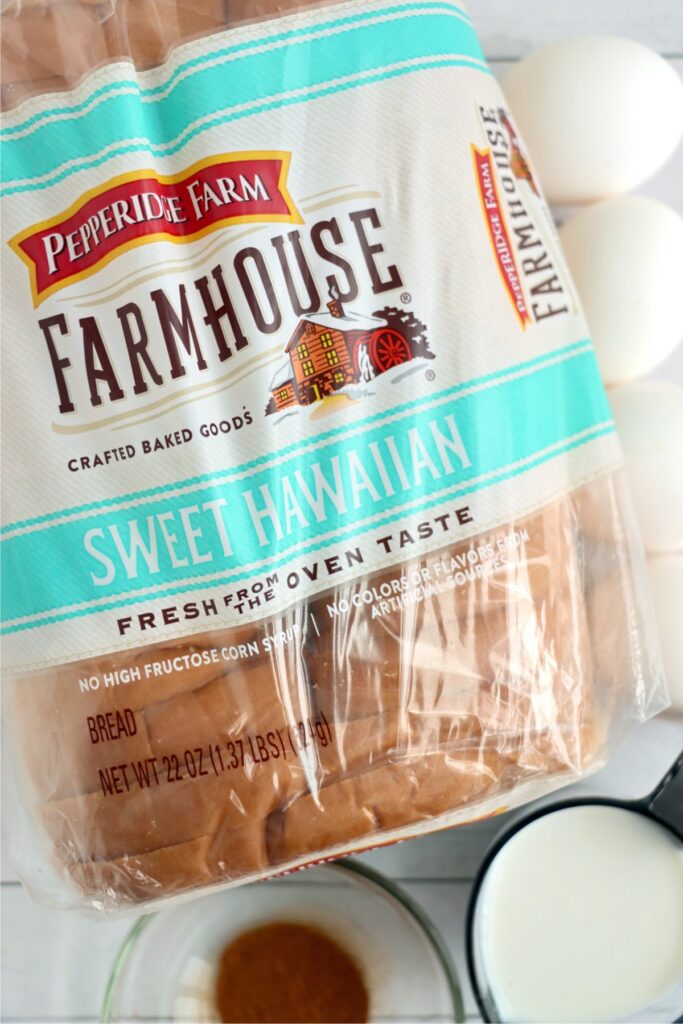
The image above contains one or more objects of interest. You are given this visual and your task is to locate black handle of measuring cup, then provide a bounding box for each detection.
[644,751,683,841]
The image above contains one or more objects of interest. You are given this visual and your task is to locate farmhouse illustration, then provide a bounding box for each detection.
[498,108,540,196]
[266,289,432,414]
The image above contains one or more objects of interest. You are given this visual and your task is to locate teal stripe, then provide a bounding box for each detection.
[1,10,484,191]
[1,340,590,537]
[1,349,612,625]
[0,424,615,636]
[1,57,490,197]
[1,3,471,137]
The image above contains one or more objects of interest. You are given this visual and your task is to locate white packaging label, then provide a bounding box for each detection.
[0,0,619,671]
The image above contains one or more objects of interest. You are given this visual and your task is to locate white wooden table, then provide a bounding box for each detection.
[2,1,682,1021]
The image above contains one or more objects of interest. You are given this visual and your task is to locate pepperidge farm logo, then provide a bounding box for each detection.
[9,151,301,305]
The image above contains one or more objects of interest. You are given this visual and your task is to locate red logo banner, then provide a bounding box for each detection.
[10,151,302,305]
[472,146,530,328]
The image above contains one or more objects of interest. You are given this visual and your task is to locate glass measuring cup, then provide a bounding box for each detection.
[103,859,465,1023]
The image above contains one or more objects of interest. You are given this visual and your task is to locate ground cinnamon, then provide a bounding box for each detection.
[214,921,369,1023]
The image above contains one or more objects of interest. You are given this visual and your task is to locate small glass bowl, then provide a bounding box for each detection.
[102,859,465,1023]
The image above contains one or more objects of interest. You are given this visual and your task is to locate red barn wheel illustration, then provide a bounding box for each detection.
[368,329,411,372]
[351,327,413,380]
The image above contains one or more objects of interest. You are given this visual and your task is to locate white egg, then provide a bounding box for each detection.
[609,382,683,554]
[559,198,683,384]
[503,36,683,205]
[647,556,683,712]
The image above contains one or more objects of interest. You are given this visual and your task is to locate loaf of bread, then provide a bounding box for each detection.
[2,0,664,913]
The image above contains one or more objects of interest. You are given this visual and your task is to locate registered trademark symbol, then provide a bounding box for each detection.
[400,291,412,304]
[425,369,436,382]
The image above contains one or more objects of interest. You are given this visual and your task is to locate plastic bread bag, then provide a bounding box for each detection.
[0,0,667,914]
